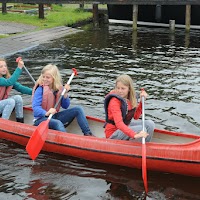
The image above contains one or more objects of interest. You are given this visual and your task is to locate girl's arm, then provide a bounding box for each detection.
[61,84,71,109]
[61,95,70,109]
[13,82,32,95]
[134,89,148,119]
[32,86,47,118]
[133,101,142,119]
[0,67,22,86]
[109,98,137,138]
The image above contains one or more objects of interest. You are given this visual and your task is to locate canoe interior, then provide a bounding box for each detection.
[8,107,198,144]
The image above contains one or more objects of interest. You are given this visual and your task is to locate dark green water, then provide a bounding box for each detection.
[1,24,200,199]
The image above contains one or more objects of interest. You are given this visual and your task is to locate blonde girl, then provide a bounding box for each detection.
[104,74,154,142]
[32,64,94,136]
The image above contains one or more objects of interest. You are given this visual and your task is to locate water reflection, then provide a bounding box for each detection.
[1,140,199,199]
[3,24,200,199]
[132,31,138,50]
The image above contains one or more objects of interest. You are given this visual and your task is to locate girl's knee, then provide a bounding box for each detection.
[73,106,84,114]
[145,120,155,142]
[55,120,66,132]
[145,120,155,130]
[14,95,23,103]
[74,105,83,111]
[7,98,16,107]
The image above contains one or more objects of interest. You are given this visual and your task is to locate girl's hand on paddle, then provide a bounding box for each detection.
[64,84,70,91]
[134,130,149,139]
[17,58,24,69]
[63,84,70,98]
[46,108,57,116]
[140,89,148,100]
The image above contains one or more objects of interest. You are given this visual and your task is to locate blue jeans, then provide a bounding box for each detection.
[0,95,23,119]
[34,106,92,135]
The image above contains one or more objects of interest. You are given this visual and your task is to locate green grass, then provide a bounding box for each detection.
[0,4,93,30]
[0,35,7,38]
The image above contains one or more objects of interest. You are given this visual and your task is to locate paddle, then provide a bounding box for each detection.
[16,57,36,84]
[141,91,148,194]
[26,68,78,160]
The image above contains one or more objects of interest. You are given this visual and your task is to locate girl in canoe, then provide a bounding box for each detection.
[104,74,155,142]
[0,58,32,122]
[32,64,94,136]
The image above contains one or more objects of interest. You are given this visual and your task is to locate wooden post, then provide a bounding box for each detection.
[169,20,175,32]
[185,5,191,32]
[2,3,7,14]
[93,4,99,28]
[133,5,138,31]
[80,4,84,9]
[39,4,44,19]
[155,4,162,22]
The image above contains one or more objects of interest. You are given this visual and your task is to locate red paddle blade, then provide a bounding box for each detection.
[26,120,49,160]
[142,143,148,193]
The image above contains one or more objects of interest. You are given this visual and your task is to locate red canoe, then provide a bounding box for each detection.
[0,107,199,177]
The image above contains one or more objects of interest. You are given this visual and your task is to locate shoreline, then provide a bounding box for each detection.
[0,24,84,58]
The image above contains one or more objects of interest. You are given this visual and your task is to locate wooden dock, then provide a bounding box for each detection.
[109,19,200,30]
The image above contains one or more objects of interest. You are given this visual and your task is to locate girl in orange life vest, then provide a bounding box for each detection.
[32,64,93,135]
[104,74,155,142]
[0,58,32,122]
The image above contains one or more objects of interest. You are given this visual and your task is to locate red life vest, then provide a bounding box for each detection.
[0,86,13,100]
[32,84,63,112]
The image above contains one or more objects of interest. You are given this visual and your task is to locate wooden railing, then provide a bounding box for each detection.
[1,0,200,5]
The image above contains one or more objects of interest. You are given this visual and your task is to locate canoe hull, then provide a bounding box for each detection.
[0,111,200,177]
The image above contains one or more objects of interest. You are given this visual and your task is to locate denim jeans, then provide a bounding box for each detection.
[0,95,23,119]
[34,106,92,135]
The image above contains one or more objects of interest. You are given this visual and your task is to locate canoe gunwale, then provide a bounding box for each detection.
[0,119,199,162]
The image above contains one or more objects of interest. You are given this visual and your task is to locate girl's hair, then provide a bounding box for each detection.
[37,64,63,91]
[0,58,10,78]
[115,74,137,107]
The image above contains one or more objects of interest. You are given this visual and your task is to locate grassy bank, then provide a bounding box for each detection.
[0,4,92,30]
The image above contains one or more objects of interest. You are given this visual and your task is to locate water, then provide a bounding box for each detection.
[1,24,200,199]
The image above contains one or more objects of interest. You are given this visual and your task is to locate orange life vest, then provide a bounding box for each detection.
[32,84,63,112]
[0,86,13,100]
